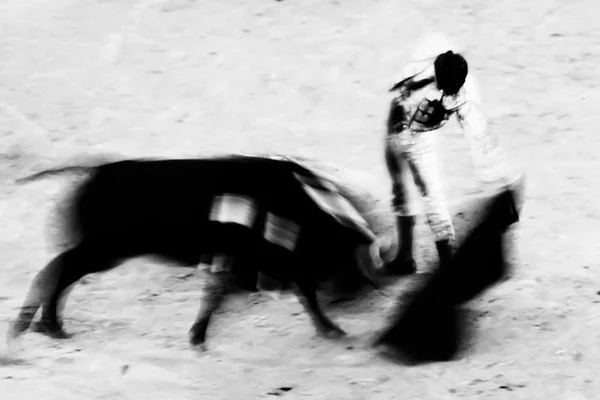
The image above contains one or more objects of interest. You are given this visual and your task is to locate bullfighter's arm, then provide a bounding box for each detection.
[454,93,513,185]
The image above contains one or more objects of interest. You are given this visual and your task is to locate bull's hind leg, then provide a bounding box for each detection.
[32,262,91,339]
[189,269,231,352]
[294,278,346,339]
[8,250,74,341]
[9,241,118,341]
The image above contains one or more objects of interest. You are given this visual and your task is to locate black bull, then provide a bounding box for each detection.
[7,155,385,350]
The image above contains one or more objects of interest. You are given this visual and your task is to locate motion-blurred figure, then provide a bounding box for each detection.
[383,33,516,275]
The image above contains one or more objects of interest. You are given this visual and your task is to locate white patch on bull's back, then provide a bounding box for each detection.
[300,181,370,231]
[264,212,300,252]
[209,194,258,227]
[196,254,231,274]
[196,262,211,272]
[209,254,231,274]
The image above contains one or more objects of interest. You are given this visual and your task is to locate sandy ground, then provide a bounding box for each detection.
[1,0,600,398]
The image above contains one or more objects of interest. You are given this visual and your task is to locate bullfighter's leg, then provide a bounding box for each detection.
[383,136,419,276]
[404,131,455,268]
[294,277,346,339]
[188,269,231,351]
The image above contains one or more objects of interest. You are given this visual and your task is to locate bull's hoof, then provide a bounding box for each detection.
[189,333,208,353]
[32,320,73,339]
[188,322,209,352]
[190,341,208,353]
[6,321,26,350]
[321,326,347,340]
[189,333,206,346]
[6,319,28,341]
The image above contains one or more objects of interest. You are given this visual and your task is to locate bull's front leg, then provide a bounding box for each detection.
[294,278,346,339]
[189,268,230,352]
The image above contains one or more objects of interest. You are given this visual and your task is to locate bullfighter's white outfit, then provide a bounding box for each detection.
[385,41,512,243]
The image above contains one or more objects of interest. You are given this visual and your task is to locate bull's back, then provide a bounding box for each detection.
[71,156,310,241]
[58,155,373,282]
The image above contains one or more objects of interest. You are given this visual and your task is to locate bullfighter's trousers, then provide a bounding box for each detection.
[385,128,455,242]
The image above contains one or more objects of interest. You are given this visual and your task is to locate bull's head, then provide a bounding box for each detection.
[353,239,385,289]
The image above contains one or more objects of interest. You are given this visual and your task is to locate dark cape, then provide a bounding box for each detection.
[374,179,525,363]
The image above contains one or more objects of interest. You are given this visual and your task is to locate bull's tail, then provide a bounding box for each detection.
[14,152,123,185]
[15,166,94,184]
